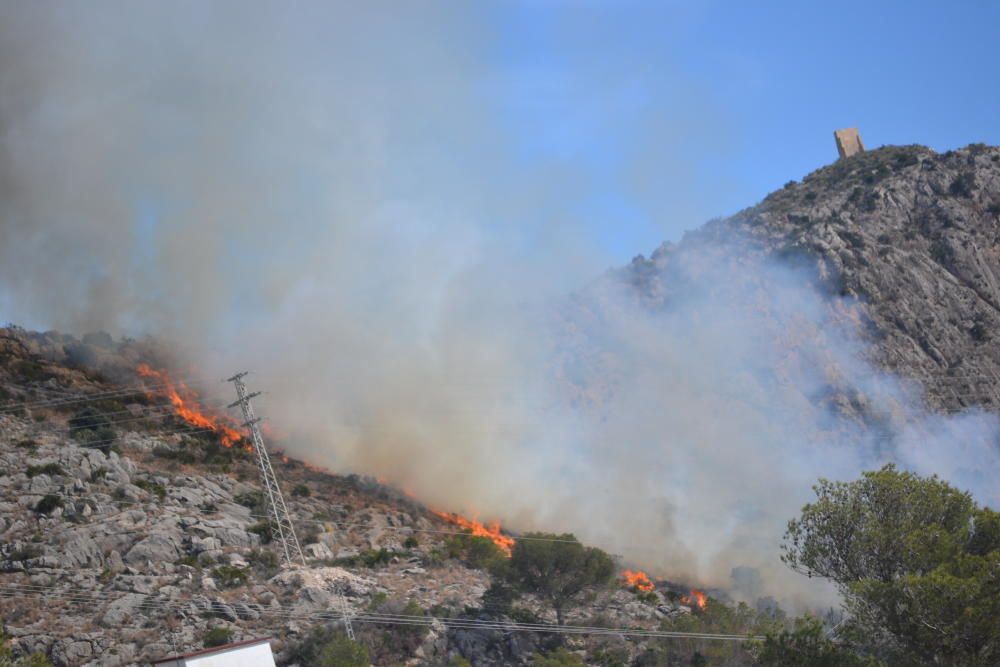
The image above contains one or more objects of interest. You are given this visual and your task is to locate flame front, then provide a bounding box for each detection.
[136,364,244,448]
[433,510,515,556]
[621,569,655,592]
[681,588,708,610]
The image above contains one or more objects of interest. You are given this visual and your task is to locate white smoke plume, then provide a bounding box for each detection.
[1,3,996,608]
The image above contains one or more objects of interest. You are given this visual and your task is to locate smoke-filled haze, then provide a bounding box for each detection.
[1,2,997,607]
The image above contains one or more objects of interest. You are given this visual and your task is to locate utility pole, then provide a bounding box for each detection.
[227,372,305,567]
[227,372,355,640]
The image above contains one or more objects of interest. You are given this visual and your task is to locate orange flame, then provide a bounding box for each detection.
[433,510,515,556]
[136,364,245,449]
[681,588,707,610]
[621,569,655,592]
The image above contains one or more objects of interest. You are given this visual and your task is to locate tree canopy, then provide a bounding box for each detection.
[497,532,615,625]
[781,464,999,665]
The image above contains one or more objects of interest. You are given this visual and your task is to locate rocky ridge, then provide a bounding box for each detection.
[627,144,1000,412]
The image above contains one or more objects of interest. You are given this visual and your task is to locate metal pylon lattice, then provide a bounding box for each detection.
[227,372,354,639]
[227,372,305,568]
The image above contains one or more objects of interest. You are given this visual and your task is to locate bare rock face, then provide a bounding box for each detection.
[628,144,1000,412]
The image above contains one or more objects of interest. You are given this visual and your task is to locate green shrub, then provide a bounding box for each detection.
[0,626,52,666]
[291,484,311,497]
[202,627,233,648]
[317,634,369,667]
[361,548,392,568]
[15,439,38,449]
[247,549,280,576]
[533,647,586,666]
[248,521,274,544]
[133,479,166,500]
[212,565,247,588]
[403,535,419,549]
[26,463,64,478]
[635,589,659,605]
[442,534,507,571]
[34,494,63,515]
[235,491,264,510]
[175,555,200,569]
[948,171,975,197]
[359,598,429,664]
[286,628,368,667]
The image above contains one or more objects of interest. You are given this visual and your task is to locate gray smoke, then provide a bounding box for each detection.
[1,3,996,609]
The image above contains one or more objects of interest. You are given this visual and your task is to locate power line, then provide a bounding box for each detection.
[0,375,218,414]
[0,584,759,641]
[9,400,237,438]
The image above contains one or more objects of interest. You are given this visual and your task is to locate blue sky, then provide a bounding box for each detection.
[487,0,1000,258]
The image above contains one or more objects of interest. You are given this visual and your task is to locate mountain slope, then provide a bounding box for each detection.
[628,144,1000,412]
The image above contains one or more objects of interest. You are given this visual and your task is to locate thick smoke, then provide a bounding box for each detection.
[1,3,996,608]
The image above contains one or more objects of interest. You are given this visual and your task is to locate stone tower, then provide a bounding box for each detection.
[834,128,865,159]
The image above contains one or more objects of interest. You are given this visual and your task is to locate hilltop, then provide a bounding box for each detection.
[627,144,1000,412]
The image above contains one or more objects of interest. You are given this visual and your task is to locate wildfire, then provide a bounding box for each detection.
[136,364,245,449]
[621,569,655,592]
[433,510,516,556]
[681,588,708,611]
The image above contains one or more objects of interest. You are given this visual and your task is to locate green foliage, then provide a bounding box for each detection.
[498,533,615,625]
[246,549,280,576]
[133,479,166,500]
[654,599,781,665]
[361,547,391,567]
[635,589,659,605]
[481,581,516,616]
[212,565,247,588]
[358,598,430,664]
[25,464,64,479]
[443,534,507,571]
[1,625,53,666]
[291,483,311,497]
[782,465,1000,665]
[316,634,369,667]
[403,535,419,549]
[247,520,275,544]
[532,647,586,666]
[14,440,37,450]
[235,490,264,510]
[948,171,975,197]
[202,627,233,648]
[33,494,62,515]
[175,555,200,569]
[752,616,883,666]
[68,407,116,452]
[287,627,367,667]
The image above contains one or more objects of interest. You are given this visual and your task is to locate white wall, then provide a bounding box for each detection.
[157,641,276,667]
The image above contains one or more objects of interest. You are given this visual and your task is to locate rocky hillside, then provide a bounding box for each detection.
[0,328,737,666]
[2,143,997,666]
[627,144,1000,413]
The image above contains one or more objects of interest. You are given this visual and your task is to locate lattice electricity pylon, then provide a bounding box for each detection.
[227,372,306,568]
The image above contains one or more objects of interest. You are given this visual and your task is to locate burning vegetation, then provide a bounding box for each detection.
[431,510,516,556]
[681,588,708,611]
[135,364,245,449]
[621,569,655,592]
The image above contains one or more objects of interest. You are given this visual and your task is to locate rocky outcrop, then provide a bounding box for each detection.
[628,144,1000,412]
